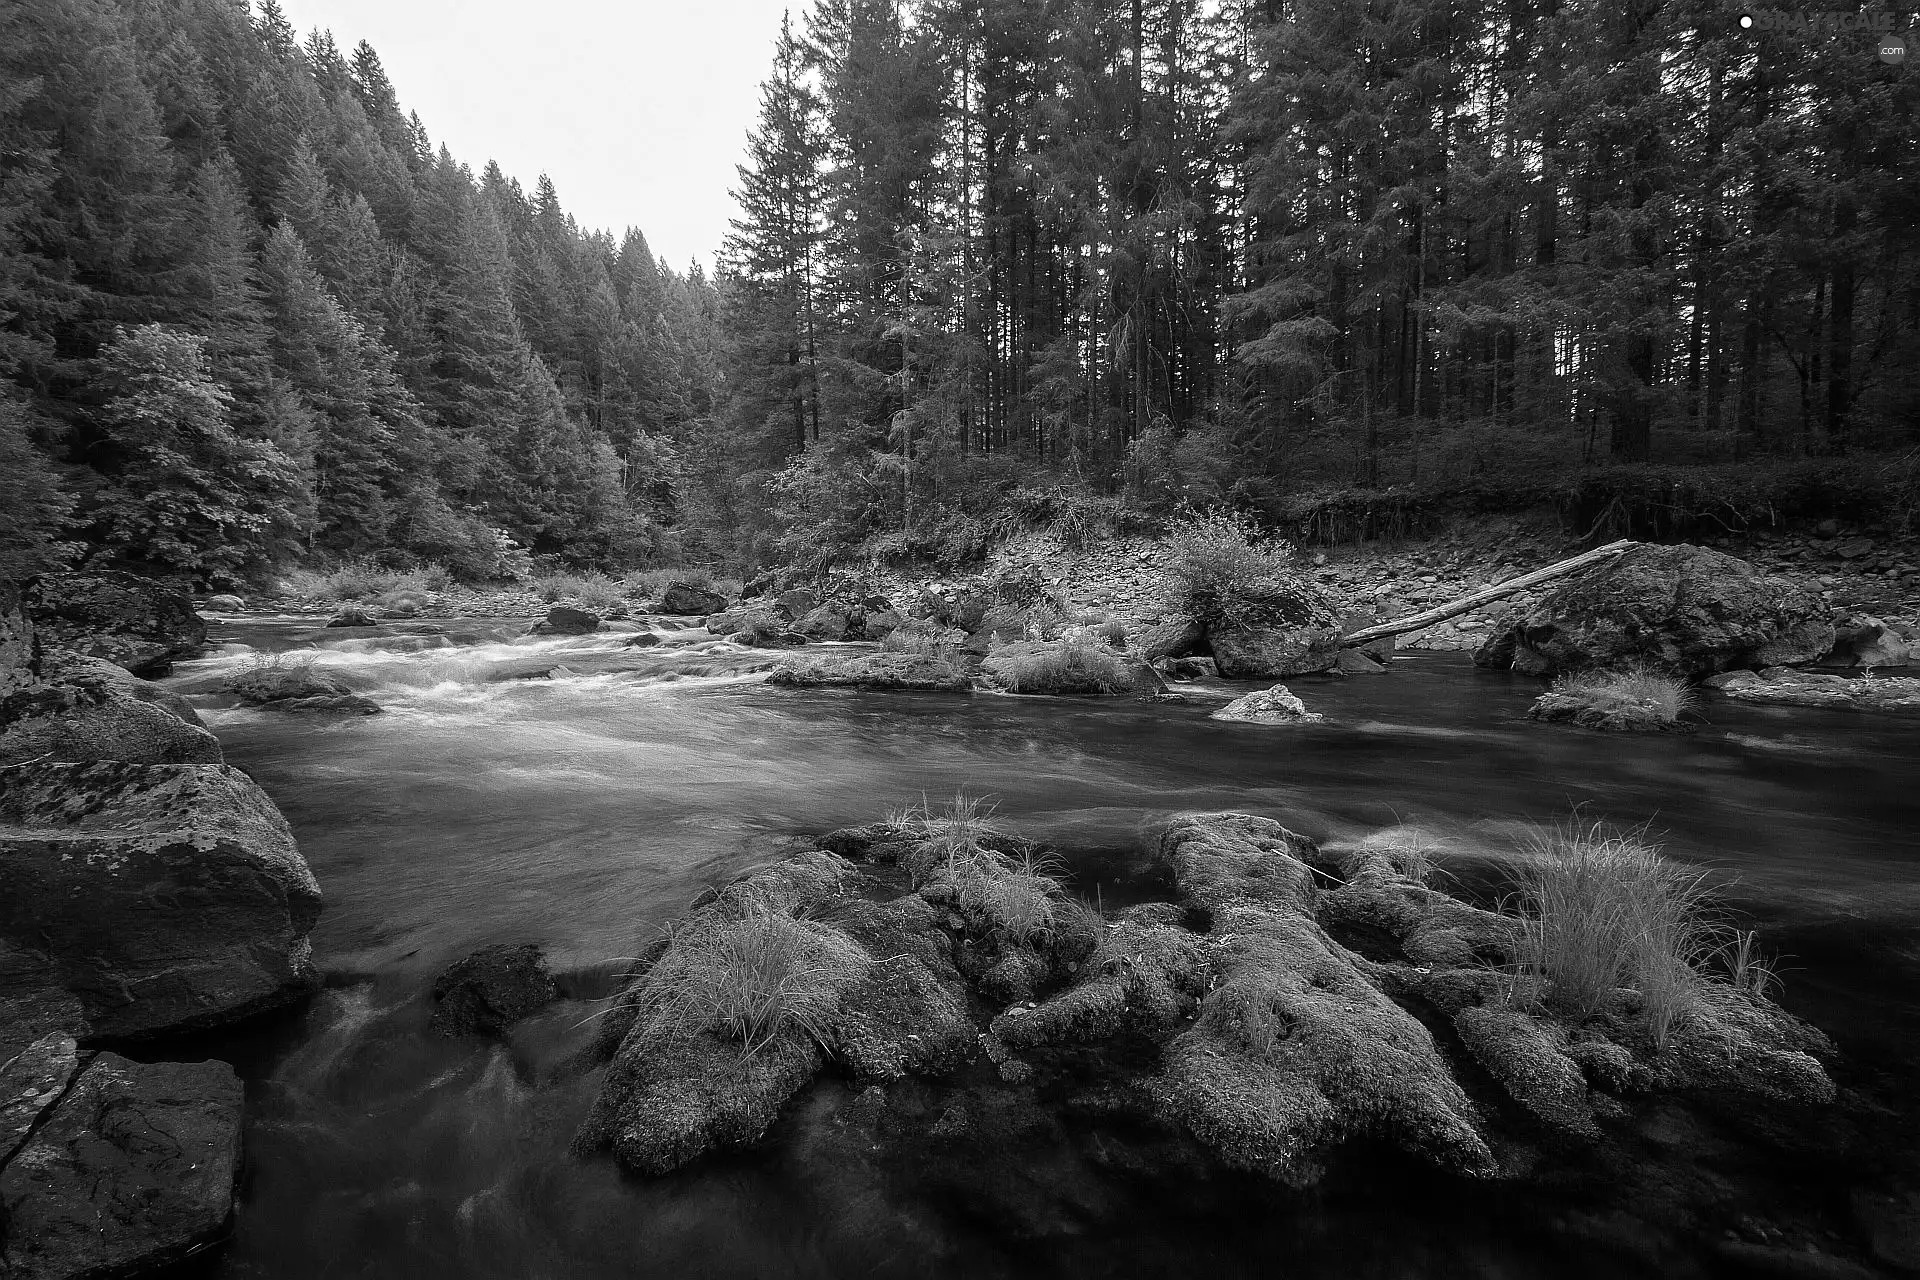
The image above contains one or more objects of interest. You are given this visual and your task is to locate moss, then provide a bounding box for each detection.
[992,907,1214,1050]
[828,953,976,1084]
[1157,812,1320,915]
[1454,1005,1598,1138]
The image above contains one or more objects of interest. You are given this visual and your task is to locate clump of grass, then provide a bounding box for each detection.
[530,571,628,615]
[624,904,868,1059]
[881,617,962,659]
[276,559,439,602]
[1084,613,1129,649]
[983,633,1132,695]
[1165,507,1333,630]
[1529,665,1694,731]
[884,794,1066,946]
[1350,824,1449,885]
[1507,820,1720,1049]
[222,650,339,703]
[374,587,429,615]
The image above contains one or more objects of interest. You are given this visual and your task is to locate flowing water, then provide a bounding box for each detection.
[158,618,1920,1279]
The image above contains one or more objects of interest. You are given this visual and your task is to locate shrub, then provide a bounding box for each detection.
[1507,820,1720,1049]
[1165,507,1334,630]
[983,633,1133,695]
[625,904,868,1058]
[1529,665,1694,731]
[1080,612,1129,649]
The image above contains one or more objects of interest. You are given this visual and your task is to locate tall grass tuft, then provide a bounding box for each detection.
[982,633,1132,695]
[624,905,867,1058]
[884,793,1065,946]
[1530,664,1695,731]
[881,617,962,659]
[1508,820,1719,1049]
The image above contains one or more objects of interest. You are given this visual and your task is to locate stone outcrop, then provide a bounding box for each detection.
[2,650,222,766]
[0,1052,242,1280]
[0,762,322,1040]
[22,571,207,677]
[1473,543,1832,678]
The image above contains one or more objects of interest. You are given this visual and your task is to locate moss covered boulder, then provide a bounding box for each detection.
[23,571,207,677]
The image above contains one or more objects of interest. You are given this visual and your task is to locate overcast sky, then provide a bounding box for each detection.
[275,0,797,273]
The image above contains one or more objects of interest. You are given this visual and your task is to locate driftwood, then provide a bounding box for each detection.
[1340,539,1640,648]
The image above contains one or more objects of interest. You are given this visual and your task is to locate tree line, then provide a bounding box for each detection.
[714,0,1919,566]
[0,0,719,583]
[2,0,1915,585]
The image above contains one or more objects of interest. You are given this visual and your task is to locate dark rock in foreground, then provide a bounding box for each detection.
[1474,543,1832,678]
[23,571,207,677]
[0,762,322,1040]
[431,943,560,1036]
[2,650,222,766]
[0,1052,242,1280]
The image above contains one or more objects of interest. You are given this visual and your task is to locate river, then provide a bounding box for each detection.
[159,619,1920,1278]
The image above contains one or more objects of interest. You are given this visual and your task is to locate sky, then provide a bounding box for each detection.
[274,0,799,273]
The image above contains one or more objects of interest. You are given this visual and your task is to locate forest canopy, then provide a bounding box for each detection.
[1,0,1915,585]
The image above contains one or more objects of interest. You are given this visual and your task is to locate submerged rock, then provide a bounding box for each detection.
[23,571,207,677]
[768,652,973,692]
[0,762,322,1039]
[203,593,246,612]
[624,631,663,648]
[1473,543,1832,678]
[431,943,560,1036]
[0,1053,242,1280]
[325,605,376,628]
[1209,683,1324,725]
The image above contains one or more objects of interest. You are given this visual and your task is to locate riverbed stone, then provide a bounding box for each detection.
[1472,543,1832,677]
[1210,683,1324,725]
[0,1053,242,1280]
[537,605,601,635]
[430,943,560,1036]
[22,571,207,677]
[0,762,322,1039]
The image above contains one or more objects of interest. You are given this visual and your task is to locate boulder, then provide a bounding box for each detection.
[23,571,207,677]
[537,605,600,635]
[1333,647,1388,674]
[660,582,729,616]
[1827,615,1914,670]
[1472,543,1832,678]
[0,762,322,1039]
[0,1053,242,1280]
[1156,656,1218,680]
[625,631,663,648]
[1137,615,1207,663]
[775,588,819,621]
[1,651,221,767]
[1209,625,1343,679]
[203,593,245,612]
[860,608,905,641]
[1209,683,1324,725]
[325,605,376,628]
[794,605,850,641]
[431,943,560,1036]
[1711,669,1920,714]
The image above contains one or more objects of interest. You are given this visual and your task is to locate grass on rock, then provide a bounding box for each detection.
[1530,665,1694,731]
[1507,819,1742,1049]
[625,904,868,1059]
[881,618,962,659]
[982,633,1132,694]
[884,794,1068,946]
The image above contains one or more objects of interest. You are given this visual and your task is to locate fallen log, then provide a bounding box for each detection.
[1340,539,1640,648]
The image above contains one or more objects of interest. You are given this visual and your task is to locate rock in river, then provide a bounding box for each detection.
[0,761,323,1039]
[535,605,600,635]
[0,1052,242,1280]
[1473,543,1832,678]
[431,943,560,1036]
[1210,683,1324,725]
[659,582,729,616]
[1,649,222,766]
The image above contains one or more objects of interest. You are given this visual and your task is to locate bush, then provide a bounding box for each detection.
[625,904,868,1058]
[1508,821,1720,1049]
[1165,507,1333,631]
[1529,666,1694,731]
[983,633,1133,695]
